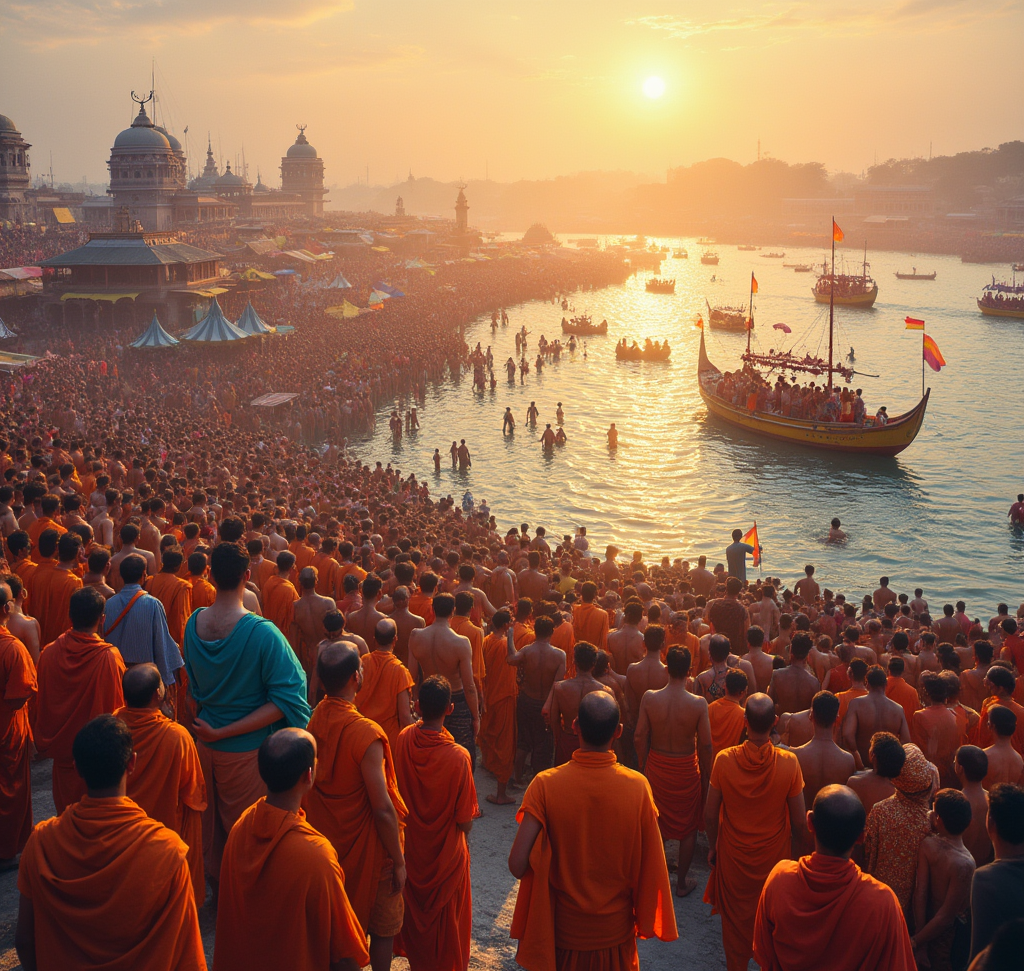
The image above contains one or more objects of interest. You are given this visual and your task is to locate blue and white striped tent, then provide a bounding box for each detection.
[130,312,179,349]
[235,300,273,336]
[0,317,16,340]
[327,272,352,289]
[183,296,248,342]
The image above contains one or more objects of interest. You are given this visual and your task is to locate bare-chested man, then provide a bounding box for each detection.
[767,633,821,716]
[982,705,1024,788]
[488,551,517,608]
[453,563,495,624]
[593,649,627,717]
[843,666,911,766]
[4,574,39,663]
[954,746,992,866]
[549,642,611,765]
[294,567,338,701]
[507,614,565,783]
[137,500,162,559]
[793,691,856,815]
[778,707,814,748]
[388,585,425,667]
[606,599,644,675]
[516,551,550,605]
[960,640,993,712]
[846,731,906,817]
[82,548,116,601]
[408,592,480,766]
[634,646,712,897]
[695,634,756,703]
[794,565,820,603]
[345,574,387,645]
[109,522,156,591]
[743,626,774,694]
[910,789,976,969]
[880,630,919,689]
[0,486,17,538]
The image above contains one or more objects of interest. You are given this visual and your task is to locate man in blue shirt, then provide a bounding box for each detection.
[184,541,310,898]
[726,529,756,582]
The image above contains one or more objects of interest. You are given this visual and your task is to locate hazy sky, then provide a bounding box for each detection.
[3,0,1023,188]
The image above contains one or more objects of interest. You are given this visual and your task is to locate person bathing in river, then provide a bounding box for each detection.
[828,518,847,543]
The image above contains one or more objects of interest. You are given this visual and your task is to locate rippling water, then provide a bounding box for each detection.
[353,238,1024,609]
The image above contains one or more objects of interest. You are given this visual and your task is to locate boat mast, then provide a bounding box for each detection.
[828,218,835,391]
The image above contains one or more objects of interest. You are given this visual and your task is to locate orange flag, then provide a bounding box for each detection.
[833,219,844,243]
[695,315,704,330]
[751,273,758,294]
[742,523,762,567]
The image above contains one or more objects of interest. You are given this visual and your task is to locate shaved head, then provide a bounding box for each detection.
[577,690,620,747]
[745,693,777,734]
[122,663,163,708]
[258,728,316,794]
[374,618,397,648]
[317,642,361,694]
[811,785,866,856]
[298,566,317,590]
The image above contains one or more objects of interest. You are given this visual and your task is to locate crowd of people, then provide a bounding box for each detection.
[0,223,1022,971]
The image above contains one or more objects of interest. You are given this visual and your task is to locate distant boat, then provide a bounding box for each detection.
[705,299,752,332]
[895,268,937,280]
[1012,263,1024,272]
[646,277,676,294]
[737,244,759,251]
[813,244,878,307]
[673,249,688,259]
[697,237,715,245]
[561,314,608,335]
[793,264,813,273]
[761,251,786,258]
[701,251,720,265]
[977,278,1024,319]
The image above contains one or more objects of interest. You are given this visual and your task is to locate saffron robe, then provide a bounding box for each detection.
[355,650,415,751]
[480,631,518,785]
[0,627,36,857]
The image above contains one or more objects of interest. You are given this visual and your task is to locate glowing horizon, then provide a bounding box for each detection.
[1,0,1022,188]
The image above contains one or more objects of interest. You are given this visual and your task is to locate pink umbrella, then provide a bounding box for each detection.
[773,322,792,333]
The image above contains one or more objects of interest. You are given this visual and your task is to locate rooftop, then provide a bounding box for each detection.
[40,232,222,267]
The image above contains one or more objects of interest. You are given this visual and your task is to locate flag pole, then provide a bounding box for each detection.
[755,520,762,576]
[921,330,925,398]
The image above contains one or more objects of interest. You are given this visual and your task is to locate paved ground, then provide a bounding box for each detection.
[0,759,734,970]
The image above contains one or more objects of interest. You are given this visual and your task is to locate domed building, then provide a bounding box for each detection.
[0,113,32,224]
[280,126,326,218]
[188,138,221,192]
[107,95,187,230]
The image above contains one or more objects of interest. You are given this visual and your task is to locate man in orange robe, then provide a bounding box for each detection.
[213,728,370,971]
[187,552,217,611]
[116,664,207,904]
[480,609,518,806]
[356,618,414,750]
[303,643,408,967]
[395,676,480,970]
[34,587,126,813]
[312,537,341,598]
[15,714,206,971]
[7,530,38,595]
[0,580,36,863]
[407,574,435,627]
[33,531,84,648]
[26,494,66,549]
[709,670,748,762]
[451,591,486,709]
[263,551,299,643]
[572,581,609,651]
[148,549,194,648]
[704,693,806,971]
[754,785,915,971]
[509,691,677,969]
[288,526,316,582]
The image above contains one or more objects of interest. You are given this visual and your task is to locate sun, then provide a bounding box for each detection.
[642,76,666,99]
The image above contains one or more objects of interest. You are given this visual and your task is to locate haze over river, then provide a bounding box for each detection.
[354,237,1023,610]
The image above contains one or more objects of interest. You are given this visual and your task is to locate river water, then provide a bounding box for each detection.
[352,237,1023,611]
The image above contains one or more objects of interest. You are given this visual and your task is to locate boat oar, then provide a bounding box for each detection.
[850,369,880,378]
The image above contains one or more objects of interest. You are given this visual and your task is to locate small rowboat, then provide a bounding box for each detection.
[895,269,937,280]
[616,339,671,361]
[646,277,676,294]
[561,315,608,335]
[701,251,720,265]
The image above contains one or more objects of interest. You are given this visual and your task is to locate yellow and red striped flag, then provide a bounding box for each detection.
[741,523,761,567]
[905,316,925,330]
[923,334,946,372]
[833,219,844,243]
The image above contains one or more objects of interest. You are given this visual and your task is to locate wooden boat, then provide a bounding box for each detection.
[977,279,1024,319]
[646,277,676,294]
[561,314,608,335]
[706,299,752,332]
[793,264,813,273]
[697,328,929,454]
[616,338,671,361]
[701,251,720,265]
[813,244,878,307]
[895,268,937,280]
[761,252,785,258]
[737,244,759,251]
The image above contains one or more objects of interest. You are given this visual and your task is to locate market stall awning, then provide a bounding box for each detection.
[52,207,76,225]
[326,300,360,319]
[60,292,139,302]
[0,351,41,370]
[250,392,298,407]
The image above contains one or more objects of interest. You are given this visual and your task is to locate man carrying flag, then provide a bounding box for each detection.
[726,527,762,583]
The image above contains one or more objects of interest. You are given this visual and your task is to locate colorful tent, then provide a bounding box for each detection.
[367,289,390,307]
[235,301,274,336]
[130,312,179,349]
[183,296,248,342]
[327,273,352,289]
[326,301,361,319]
[373,282,405,297]
[0,317,17,340]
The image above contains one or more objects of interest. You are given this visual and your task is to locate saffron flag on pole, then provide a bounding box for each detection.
[695,315,704,329]
[905,316,925,330]
[833,219,844,243]
[742,523,762,567]
[751,273,758,294]
[923,334,946,372]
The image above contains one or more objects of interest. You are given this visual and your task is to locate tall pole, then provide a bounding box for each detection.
[747,271,754,355]
[828,216,835,392]
[922,330,925,398]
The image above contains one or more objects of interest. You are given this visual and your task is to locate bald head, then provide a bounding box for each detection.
[122,663,164,708]
[393,584,410,605]
[317,642,361,695]
[374,618,397,649]
[298,566,317,591]
[811,785,866,857]
[577,690,620,748]
[745,693,777,735]
[258,728,316,794]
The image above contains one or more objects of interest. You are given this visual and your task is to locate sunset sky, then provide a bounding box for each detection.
[3,0,1023,188]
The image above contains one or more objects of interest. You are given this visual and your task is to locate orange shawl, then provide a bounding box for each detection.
[355,650,415,751]
[147,572,194,648]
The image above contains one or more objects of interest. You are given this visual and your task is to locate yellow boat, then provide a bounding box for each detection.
[697,328,929,455]
[977,301,1024,319]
